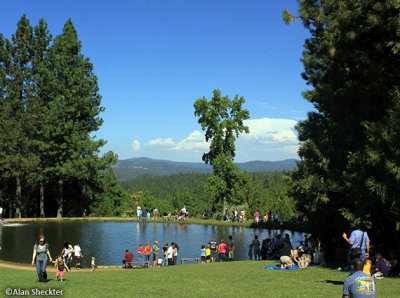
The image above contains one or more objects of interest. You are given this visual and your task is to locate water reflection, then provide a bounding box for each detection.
[0,222,306,266]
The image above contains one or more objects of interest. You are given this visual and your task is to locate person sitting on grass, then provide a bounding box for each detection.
[54,255,70,282]
[279,242,295,269]
[373,253,391,278]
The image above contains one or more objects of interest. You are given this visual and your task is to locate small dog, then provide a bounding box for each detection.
[297,254,312,269]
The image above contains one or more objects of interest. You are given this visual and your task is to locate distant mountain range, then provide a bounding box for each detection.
[112,157,298,181]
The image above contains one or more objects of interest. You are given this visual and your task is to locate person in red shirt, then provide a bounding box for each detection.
[219,240,227,262]
[123,249,134,269]
[144,242,152,262]
[138,243,145,266]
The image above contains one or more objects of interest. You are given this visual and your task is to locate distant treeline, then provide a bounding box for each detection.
[118,171,296,218]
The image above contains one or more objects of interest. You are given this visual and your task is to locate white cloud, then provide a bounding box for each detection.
[147,138,175,146]
[173,130,209,151]
[132,140,141,151]
[242,118,298,143]
[128,117,300,162]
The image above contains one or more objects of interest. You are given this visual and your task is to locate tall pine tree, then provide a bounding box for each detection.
[46,19,115,217]
[288,1,400,247]
[0,15,38,218]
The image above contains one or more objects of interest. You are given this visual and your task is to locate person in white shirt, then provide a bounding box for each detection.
[167,243,175,265]
[73,243,83,270]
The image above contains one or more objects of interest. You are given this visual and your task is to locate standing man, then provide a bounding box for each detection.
[228,235,235,261]
[167,242,175,265]
[342,220,371,262]
[343,259,375,297]
[209,237,218,263]
[73,242,83,270]
[252,235,261,260]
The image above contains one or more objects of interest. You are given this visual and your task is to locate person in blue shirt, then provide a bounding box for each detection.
[343,259,375,297]
[342,219,370,262]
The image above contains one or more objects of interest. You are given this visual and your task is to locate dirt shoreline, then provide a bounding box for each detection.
[0,260,127,272]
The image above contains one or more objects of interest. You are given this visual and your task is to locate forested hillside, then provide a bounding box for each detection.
[118,171,296,219]
[112,157,298,180]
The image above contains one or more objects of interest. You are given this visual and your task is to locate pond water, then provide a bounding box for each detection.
[0,221,306,266]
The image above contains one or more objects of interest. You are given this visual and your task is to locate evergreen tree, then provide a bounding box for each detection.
[29,19,52,217]
[287,1,400,246]
[0,15,37,218]
[194,89,250,212]
[46,19,115,217]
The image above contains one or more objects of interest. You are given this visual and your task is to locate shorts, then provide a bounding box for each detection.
[219,253,226,261]
[206,255,210,261]
[75,256,81,263]
[228,251,234,258]
[211,251,217,259]
[56,270,65,276]
[153,254,157,261]
[280,256,295,267]
[201,256,206,262]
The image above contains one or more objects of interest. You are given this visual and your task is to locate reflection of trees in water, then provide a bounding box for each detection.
[1,222,307,265]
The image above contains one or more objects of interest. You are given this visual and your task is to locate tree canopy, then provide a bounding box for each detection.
[194,89,250,211]
[287,0,400,248]
[0,15,124,218]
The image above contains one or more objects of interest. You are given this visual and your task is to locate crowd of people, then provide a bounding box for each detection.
[31,236,86,283]
[122,236,237,268]
[27,217,400,298]
[247,233,324,269]
[341,220,399,278]
[136,205,189,222]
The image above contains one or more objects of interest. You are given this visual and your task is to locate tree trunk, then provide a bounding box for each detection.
[223,196,227,215]
[15,175,22,218]
[39,181,45,218]
[8,199,12,218]
[57,180,63,218]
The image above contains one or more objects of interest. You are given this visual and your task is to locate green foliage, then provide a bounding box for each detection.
[194,90,250,210]
[288,0,400,244]
[120,171,296,219]
[0,16,124,218]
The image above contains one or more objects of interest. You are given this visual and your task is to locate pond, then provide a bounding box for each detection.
[0,221,306,266]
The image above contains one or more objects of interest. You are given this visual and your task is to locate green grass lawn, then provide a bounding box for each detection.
[1,261,399,297]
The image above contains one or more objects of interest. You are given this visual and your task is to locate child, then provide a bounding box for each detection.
[90,257,96,271]
[200,245,206,263]
[248,244,253,260]
[54,256,70,282]
[206,244,211,263]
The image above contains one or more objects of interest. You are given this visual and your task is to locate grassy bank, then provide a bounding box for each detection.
[1,261,399,297]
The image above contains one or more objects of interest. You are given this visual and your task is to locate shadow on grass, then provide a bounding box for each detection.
[315,280,343,285]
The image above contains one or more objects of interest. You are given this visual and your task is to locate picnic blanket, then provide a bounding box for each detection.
[265,264,317,270]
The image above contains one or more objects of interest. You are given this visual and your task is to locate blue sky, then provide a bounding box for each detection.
[1,0,313,162]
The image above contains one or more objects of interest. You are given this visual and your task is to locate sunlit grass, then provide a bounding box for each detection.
[1,261,399,297]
